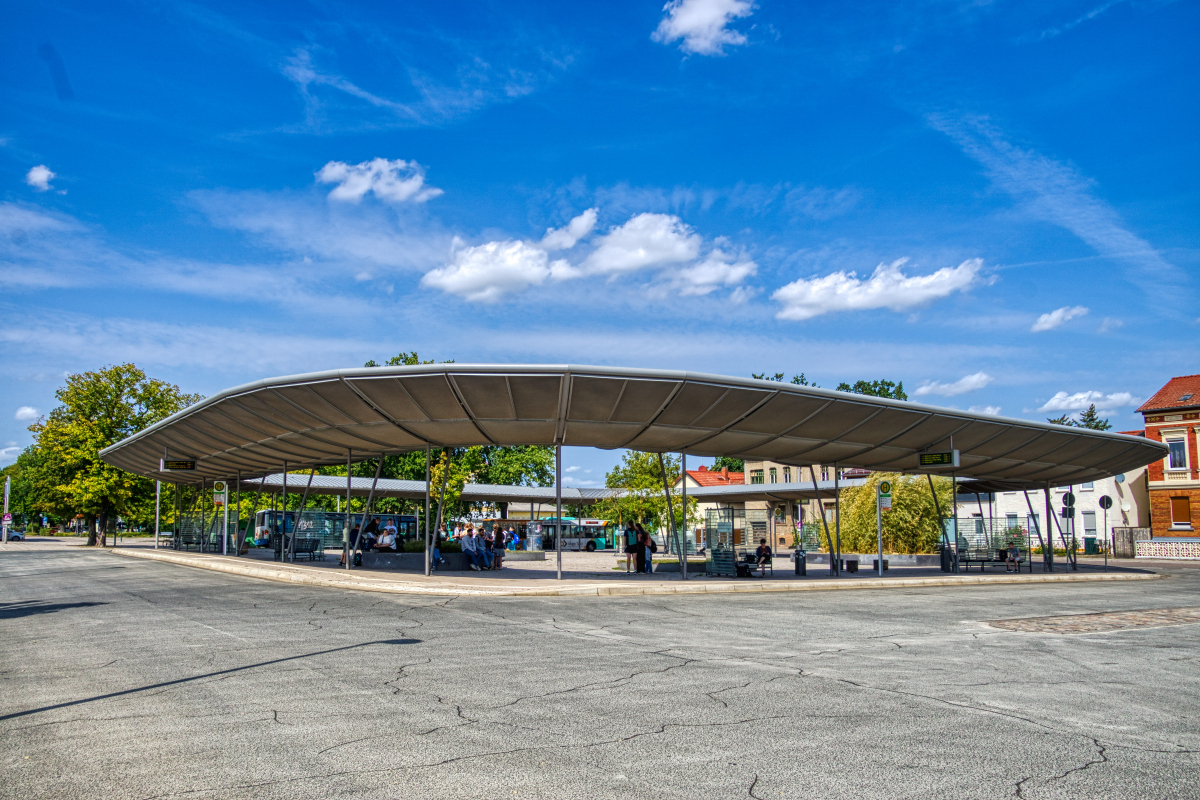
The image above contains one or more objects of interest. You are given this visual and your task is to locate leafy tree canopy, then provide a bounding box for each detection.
[836,379,908,400]
[23,364,202,543]
[753,372,817,387]
[712,456,744,472]
[1047,404,1112,430]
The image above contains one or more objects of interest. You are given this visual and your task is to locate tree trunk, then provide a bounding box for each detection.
[86,514,98,546]
[96,502,110,547]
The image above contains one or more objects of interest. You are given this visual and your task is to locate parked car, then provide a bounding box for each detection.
[5,530,24,541]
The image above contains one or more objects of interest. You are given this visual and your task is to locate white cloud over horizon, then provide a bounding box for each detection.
[420,238,572,303]
[968,404,1002,415]
[1038,390,1141,413]
[652,0,755,56]
[583,213,701,274]
[14,406,38,421]
[915,371,993,397]
[316,158,442,204]
[772,258,983,321]
[540,208,598,251]
[1031,305,1088,332]
[25,165,55,192]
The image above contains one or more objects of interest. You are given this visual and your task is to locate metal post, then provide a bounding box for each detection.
[1023,489,1047,571]
[351,457,385,570]
[290,470,315,563]
[809,466,836,575]
[154,480,161,549]
[876,480,883,577]
[424,446,431,576]
[834,463,841,570]
[555,444,563,580]
[928,474,950,572]
[281,463,288,562]
[234,472,241,556]
[2,475,10,544]
[433,451,450,552]
[658,453,684,580]
[345,450,352,571]
[951,470,959,573]
[681,452,688,580]
[1044,483,1054,573]
[1103,504,1109,571]
[239,476,265,555]
[222,479,229,556]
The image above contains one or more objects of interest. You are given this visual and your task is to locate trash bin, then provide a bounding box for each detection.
[1084,536,1097,555]
[794,550,806,576]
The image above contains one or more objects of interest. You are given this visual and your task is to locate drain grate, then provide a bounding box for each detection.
[988,606,1200,634]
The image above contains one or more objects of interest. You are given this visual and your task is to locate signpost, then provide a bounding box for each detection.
[1099,494,1113,571]
[2,475,9,544]
[876,480,892,576]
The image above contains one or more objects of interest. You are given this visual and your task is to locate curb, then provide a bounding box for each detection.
[106,548,1160,598]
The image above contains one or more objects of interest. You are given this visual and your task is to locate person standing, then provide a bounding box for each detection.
[492,523,505,570]
[623,523,639,573]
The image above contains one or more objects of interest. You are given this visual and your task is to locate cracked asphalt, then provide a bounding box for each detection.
[2,548,1198,800]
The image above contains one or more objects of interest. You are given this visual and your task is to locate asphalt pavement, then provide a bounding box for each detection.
[2,546,1198,799]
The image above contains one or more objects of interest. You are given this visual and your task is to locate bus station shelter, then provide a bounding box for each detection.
[99,364,1166,578]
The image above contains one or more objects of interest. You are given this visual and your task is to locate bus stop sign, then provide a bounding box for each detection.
[878,480,893,510]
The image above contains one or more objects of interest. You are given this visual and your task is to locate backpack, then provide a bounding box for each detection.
[353,552,362,567]
[648,538,658,553]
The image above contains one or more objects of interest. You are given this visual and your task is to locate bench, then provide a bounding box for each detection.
[959,549,1030,573]
[177,532,202,552]
[293,537,324,561]
[707,548,737,577]
[736,549,773,577]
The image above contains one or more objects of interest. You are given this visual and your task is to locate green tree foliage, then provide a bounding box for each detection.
[836,379,908,400]
[712,456,744,472]
[22,365,202,545]
[753,372,819,387]
[836,472,954,554]
[592,451,695,537]
[1047,404,1112,430]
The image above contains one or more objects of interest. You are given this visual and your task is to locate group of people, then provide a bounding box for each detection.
[622,522,658,574]
[453,522,513,571]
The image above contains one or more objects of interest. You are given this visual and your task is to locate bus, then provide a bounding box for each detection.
[253,510,418,551]
[530,518,617,551]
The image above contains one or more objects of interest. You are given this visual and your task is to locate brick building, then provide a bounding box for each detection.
[1138,374,1200,540]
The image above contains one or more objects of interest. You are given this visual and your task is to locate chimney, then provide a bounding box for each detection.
[721,467,729,479]
[698,465,708,472]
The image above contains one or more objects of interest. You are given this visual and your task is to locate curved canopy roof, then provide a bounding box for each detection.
[99,364,1165,488]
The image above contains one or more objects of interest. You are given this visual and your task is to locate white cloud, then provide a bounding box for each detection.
[914,371,993,397]
[583,213,701,275]
[1031,305,1088,332]
[968,405,1002,416]
[540,208,597,251]
[420,238,571,303]
[785,185,860,220]
[652,0,755,56]
[772,257,983,321]
[929,114,1183,294]
[25,165,55,191]
[1038,390,1141,413]
[14,406,39,421]
[1098,317,1123,333]
[316,158,442,204]
[672,249,757,296]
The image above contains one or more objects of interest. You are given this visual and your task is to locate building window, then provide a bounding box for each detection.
[1081,481,1094,490]
[1167,439,1188,470]
[750,469,764,485]
[783,467,791,483]
[769,468,777,484]
[820,466,829,481]
[1082,511,1097,537]
[1171,497,1193,530]
[1005,513,1019,531]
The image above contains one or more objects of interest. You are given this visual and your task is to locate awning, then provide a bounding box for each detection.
[99,364,1166,489]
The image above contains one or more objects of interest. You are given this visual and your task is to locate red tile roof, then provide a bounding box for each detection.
[1118,430,1145,437]
[686,466,745,486]
[1137,375,1200,413]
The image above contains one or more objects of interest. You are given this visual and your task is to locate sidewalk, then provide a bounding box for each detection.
[87,540,1160,597]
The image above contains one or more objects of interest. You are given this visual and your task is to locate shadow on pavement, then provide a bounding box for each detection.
[0,601,108,620]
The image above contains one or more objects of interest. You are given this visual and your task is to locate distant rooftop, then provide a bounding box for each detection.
[685,465,744,486]
[1137,375,1200,414]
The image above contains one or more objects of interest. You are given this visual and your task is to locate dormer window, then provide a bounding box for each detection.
[1181,393,1194,401]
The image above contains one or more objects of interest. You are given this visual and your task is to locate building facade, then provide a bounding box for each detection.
[1138,375,1200,547]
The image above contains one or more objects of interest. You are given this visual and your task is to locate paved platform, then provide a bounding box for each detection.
[20,536,1155,596]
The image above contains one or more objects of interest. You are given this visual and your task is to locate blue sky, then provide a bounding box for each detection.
[2,0,1196,484]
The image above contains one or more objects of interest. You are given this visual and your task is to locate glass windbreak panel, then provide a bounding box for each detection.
[1168,439,1187,469]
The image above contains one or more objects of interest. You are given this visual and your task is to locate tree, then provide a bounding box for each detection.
[836,379,908,400]
[1047,404,1112,430]
[23,365,202,545]
[712,456,744,472]
[836,472,954,554]
[753,372,819,387]
[592,451,696,544]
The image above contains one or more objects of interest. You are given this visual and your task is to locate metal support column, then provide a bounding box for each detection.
[154,480,161,549]
[658,452,684,580]
[928,474,949,572]
[951,470,959,573]
[681,452,688,580]
[1044,482,1054,572]
[350,457,384,570]
[834,463,841,571]
[1023,489,1047,571]
[222,478,229,556]
[345,450,352,571]
[810,466,836,575]
[290,470,316,563]
[555,445,563,580]
[281,463,288,562]
[424,446,431,576]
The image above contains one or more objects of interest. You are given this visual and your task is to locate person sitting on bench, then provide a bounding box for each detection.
[1006,542,1022,572]
[374,526,397,552]
[462,528,483,571]
[755,539,772,567]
